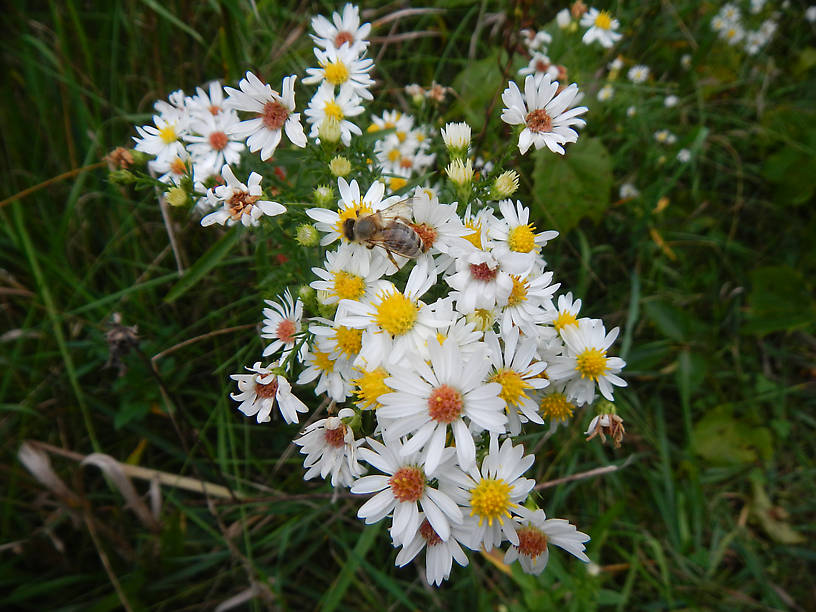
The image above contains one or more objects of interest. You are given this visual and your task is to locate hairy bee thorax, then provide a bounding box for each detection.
[342,217,357,241]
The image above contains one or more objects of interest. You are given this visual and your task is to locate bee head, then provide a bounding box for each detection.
[342,217,356,241]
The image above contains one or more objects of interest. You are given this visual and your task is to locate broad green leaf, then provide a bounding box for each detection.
[743,265,816,335]
[532,137,612,233]
[692,404,773,465]
[451,51,504,128]
[643,300,694,342]
[164,228,242,303]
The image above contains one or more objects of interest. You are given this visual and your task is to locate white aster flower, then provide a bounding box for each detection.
[183,110,245,179]
[296,340,353,403]
[149,148,191,185]
[541,291,583,334]
[200,165,285,227]
[310,243,391,305]
[720,22,745,45]
[489,199,558,275]
[376,337,507,473]
[547,318,627,405]
[500,270,559,337]
[230,362,308,424]
[619,183,640,200]
[152,89,188,125]
[440,122,471,156]
[395,513,475,586]
[305,82,364,146]
[408,191,475,269]
[664,95,679,108]
[261,289,305,360]
[504,507,590,575]
[626,105,637,117]
[677,148,691,163]
[627,65,650,84]
[501,75,588,155]
[303,44,375,100]
[654,129,677,145]
[580,8,623,48]
[224,72,306,160]
[446,251,514,314]
[443,436,535,551]
[351,437,464,545]
[133,115,186,164]
[310,3,371,56]
[295,407,365,488]
[597,84,614,102]
[518,52,559,80]
[185,81,227,117]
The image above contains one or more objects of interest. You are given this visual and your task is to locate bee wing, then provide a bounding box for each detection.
[377,197,419,222]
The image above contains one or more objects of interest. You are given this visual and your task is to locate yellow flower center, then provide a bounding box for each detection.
[396,130,406,142]
[467,308,496,332]
[463,219,483,249]
[490,368,533,407]
[323,100,344,120]
[387,148,401,162]
[313,350,335,373]
[539,392,575,422]
[158,125,177,144]
[323,60,349,85]
[375,292,417,336]
[508,224,537,253]
[332,270,366,301]
[594,10,612,30]
[469,477,515,526]
[334,326,362,358]
[389,177,407,191]
[576,348,608,381]
[353,367,391,410]
[507,275,529,307]
[553,311,578,333]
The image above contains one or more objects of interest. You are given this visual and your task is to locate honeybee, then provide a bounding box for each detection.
[342,198,425,267]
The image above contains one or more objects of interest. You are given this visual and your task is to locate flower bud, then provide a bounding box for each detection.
[166,186,189,207]
[490,170,519,200]
[109,169,137,185]
[313,184,335,207]
[440,122,471,160]
[295,223,320,247]
[329,155,352,177]
[318,116,342,144]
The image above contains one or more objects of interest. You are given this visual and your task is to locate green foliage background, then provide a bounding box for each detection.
[1,1,814,609]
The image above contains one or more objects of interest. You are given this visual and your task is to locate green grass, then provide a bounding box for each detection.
[2,1,815,610]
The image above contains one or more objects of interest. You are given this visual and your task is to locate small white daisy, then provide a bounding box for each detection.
[580,8,623,48]
[305,82,364,146]
[489,199,558,275]
[224,72,306,161]
[303,44,375,100]
[504,507,590,575]
[627,65,650,84]
[597,84,614,102]
[394,513,475,586]
[310,3,371,56]
[260,289,305,360]
[183,110,245,179]
[230,362,308,424]
[501,75,588,155]
[133,115,186,164]
[295,407,365,488]
[200,165,285,227]
[310,243,391,304]
[296,340,353,403]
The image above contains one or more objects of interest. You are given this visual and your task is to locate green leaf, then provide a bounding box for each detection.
[450,52,504,128]
[743,265,816,335]
[692,404,773,465]
[164,228,242,303]
[643,300,694,342]
[532,137,612,233]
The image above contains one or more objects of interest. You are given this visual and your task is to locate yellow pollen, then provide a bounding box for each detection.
[367,124,380,133]
[158,125,177,144]
[387,148,401,162]
[435,332,447,345]
[576,348,608,381]
[490,368,533,407]
[594,10,613,30]
[323,60,349,85]
[463,220,483,249]
[396,131,406,142]
[353,367,391,410]
[469,478,515,526]
[468,308,496,332]
[553,311,578,333]
[375,292,417,336]
[334,326,362,358]
[332,270,366,301]
[508,275,529,307]
[508,224,537,253]
[313,350,335,373]
[539,392,575,422]
[389,177,407,191]
[323,100,344,120]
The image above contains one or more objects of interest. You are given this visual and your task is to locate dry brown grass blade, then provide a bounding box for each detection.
[18,442,82,506]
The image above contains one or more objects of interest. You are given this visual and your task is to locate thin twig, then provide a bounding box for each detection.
[371,7,444,28]
[149,166,185,275]
[0,161,107,208]
[150,324,256,364]
[83,510,135,612]
[533,456,634,491]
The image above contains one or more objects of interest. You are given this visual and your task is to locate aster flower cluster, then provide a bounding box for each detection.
[115,3,631,587]
[710,1,779,54]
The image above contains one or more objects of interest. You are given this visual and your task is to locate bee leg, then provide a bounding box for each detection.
[384,249,400,270]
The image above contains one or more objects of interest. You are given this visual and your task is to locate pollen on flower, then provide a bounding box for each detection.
[323,60,350,85]
[490,368,533,407]
[553,311,578,332]
[419,519,443,547]
[375,292,418,336]
[469,477,515,526]
[389,466,425,502]
[470,262,498,282]
[323,100,344,121]
[208,131,229,151]
[387,148,401,162]
[508,275,529,306]
[463,219,483,249]
[410,223,437,251]
[539,392,575,422]
[517,525,548,559]
[276,319,297,343]
[594,10,613,30]
[353,367,391,410]
[228,191,260,220]
[254,376,279,399]
[334,326,363,358]
[389,177,407,191]
[261,101,289,130]
[169,157,187,176]
[158,125,177,144]
[525,109,553,134]
[467,308,496,332]
[427,384,464,423]
[313,349,335,373]
[576,348,608,380]
[508,224,537,253]
[332,270,366,301]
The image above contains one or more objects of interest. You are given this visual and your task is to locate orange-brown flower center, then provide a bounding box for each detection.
[419,519,442,547]
[334,31,354,48]
[209,131,228,151]
[261,100,289,130]
[517,526,548,559]
[470,262,498,282]
[388,466,425,502]
[410,223,437,251]
[228,191,261,220]
[427,384,464,423]
[525,109,553,133]
[323,425,346,448]
[276,319,296,343]
[254,377,278,399]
